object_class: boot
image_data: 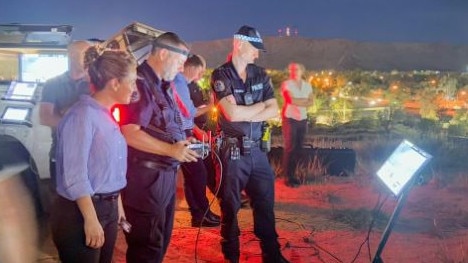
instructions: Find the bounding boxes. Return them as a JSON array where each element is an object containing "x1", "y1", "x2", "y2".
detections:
[
  {"x1": 224, "y1": 257, "x2": 239, "y2": 263},
  {"x1": 262, "y1": 251, "x2": 290, "y2": 263}
]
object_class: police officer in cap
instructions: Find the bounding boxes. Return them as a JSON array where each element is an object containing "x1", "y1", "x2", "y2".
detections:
[
  {"x1": 211, "y1": 25, "x2": 290, "y2": 263},
  {"x1": 120, "y1": 32, "x2": 199, "y2": 263}
]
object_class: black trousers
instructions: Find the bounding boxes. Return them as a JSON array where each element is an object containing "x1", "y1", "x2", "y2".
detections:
[
  {"x1": 51, "y1": 196, "x2": 118, "y2": 263},
  {"x1": 218, "y1": 145, "x2": 280, "y2": 260},
  {"x1": 281, "y1": 117, "x2": 308, "y2": 181},
  {"x1": 203, "y1": 152, "x2": 219, "y2": 195},
  {"x1": 49, "y1": 158, "x2": 57, "y2": 193},
  {"x1": 122, "y1": 163, "x2": 177, "y2": 263},
  {"x1": 180, "y1": 157, "x2": 211, "y2": 220}
]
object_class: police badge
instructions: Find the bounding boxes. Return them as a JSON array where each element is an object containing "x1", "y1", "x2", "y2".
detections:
[
  {"x1": 214, "y1": 80, "x2": 225, "y2": 92},
  {"x1": 244, "y1": 92, "x2": 254, "y2": 105}
]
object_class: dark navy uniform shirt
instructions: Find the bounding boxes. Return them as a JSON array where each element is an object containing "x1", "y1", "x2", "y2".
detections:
[
  {"x1": 188, "y1": 82, "x2": 209, "y2": 129},
  {"x1": 211, "y1": 61, "x2": 275, "y2": 141},
  {"x1": 122, "y1": 61, "x2": 185, "y2": 166}
]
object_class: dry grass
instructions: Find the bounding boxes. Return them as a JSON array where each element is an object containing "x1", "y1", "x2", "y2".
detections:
[
  {"x1": 267, "y1": 134, "x2": 468, "y2": 262},
  {"x1": 296, "y1": 155, "x2": 328, "y2": 184}
]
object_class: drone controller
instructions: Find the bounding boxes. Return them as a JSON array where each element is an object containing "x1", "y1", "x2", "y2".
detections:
[{"x1": 187, "y1": 142, "x2": 210, "y2": 159}]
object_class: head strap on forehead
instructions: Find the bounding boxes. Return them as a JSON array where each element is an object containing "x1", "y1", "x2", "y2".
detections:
[
  {"x1": 233, "y1": 34, "x2": 263, "y2": 43},
  {"x1": 153, "y1": 42, "x2": 191, "y2": 57}
]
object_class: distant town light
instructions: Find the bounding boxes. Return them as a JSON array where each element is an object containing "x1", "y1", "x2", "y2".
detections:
[{"x1": 277, "y1": 26, "x2": 298, "y2": 37}]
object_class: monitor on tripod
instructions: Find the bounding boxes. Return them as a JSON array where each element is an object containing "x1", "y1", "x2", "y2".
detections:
[{"x1": 376, "y1": 140, "x2": 432, "y2": 196}]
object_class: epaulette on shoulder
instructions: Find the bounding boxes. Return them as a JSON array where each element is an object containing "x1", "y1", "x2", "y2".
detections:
[
  {"x1": 213, "y1": 63, "x2": 231, "y2": 77},
  {"x1": 216, "y1": 62, "x2": 231, "y2": 72}
]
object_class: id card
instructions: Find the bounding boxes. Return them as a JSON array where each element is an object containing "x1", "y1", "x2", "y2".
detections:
[{"x1": 244, "y1": 93, "x2": 253, "y2": 105}]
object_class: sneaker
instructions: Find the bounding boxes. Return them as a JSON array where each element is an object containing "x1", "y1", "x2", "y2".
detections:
[
  {"x1": 206, "y1": 210, "x2": 221, "y2": 222},
  {"x1": 191, "y1": 217, "x2": 220, "y2": 227}
]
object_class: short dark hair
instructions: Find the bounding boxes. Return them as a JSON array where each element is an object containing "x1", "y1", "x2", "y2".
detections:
[
  {"x1": 151, "y1": 32, "x2": 189, "y2": 54},
  {"x1": 184, "y1": 54, "x2": 205, "y2": 68}
]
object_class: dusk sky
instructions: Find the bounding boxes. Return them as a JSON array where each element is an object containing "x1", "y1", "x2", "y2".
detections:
[{"x1": 2, "y1": 0, "x2": 468, "y2": 45}]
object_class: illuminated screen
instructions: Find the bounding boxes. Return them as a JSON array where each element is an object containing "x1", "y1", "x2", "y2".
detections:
[
  {"x1": 3, "y1": 81, "x2": 38, "y2": 101},
  {"x1": 376, "y1": 140, "x2": 432, "y2": 196},
  {"x1": 1, "y1": 107, "x2": 30, "y2": 121},
  {"x1": 21, "y1": 53, "x2": 68, "y2": 82}
]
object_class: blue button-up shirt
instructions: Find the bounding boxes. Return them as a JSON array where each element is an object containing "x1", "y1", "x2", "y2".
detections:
[
  {"x1": 173, "y1": 73, "x2": 197, "y2": 131},
  {"x1": 55, "y1": 95, "x2": 127, "y2": 201}
]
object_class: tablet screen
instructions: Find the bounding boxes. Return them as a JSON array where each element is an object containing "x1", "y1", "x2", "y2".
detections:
[{"x1": 376, "y1": 140, "x2": 432, "y2": 196}]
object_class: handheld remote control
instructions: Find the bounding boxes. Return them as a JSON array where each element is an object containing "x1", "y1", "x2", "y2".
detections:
[{"x1": 187, "y1": 142, "x2": 210, "y2": 158}]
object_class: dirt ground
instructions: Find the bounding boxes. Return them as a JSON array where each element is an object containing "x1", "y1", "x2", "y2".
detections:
[{"x1": 39, "y1": 174, "x2": 468, "y2": 263}]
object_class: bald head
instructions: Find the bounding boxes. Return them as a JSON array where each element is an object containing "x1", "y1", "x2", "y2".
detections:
[{"x1": 67, "y1": 40, "x2": 92, "y2": 79}]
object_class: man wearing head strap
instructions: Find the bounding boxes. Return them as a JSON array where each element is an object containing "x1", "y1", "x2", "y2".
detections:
[{"x1": 119, "y1": 32, "x2": 198, "y2": 263}]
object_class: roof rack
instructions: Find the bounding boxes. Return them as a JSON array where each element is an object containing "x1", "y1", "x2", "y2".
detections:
[
  {"x1": 101, "y1": 22, "x2": 165, "y2": 64},
  {"x1": 0, "y1": 23, "x2": 72, "y2": 48}
]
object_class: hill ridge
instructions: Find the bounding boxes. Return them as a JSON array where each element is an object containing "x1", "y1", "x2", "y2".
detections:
[{"x1": 190, "y1": 36, "x2": 468, "y2": 71}]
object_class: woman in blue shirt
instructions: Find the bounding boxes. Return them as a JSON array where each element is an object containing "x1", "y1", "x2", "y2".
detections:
[{"x1": 51, "y1": 47, "x2": 137, "y2": 263}]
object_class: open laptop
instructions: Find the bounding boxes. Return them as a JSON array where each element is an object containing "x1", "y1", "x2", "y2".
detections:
[
  {"x1": 376, "y1": 140, "x2": 432, "y2": 196},
  {"x1": 2, "y1": 81, "x2": 38, "y2": 102},
  {"x1": 0, "y1": 106, "x2": 32, "y2": 127}
]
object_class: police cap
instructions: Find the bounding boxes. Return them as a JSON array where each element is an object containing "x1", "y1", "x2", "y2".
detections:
[{"x1": 233, "y1": 25, "x2": 265, "y2": 51}]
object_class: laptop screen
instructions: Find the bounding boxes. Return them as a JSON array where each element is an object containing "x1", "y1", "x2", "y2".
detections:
[
  {"x1": 376, "y1": 140, "x2": 432, "y2": 196},
  {"x1": 0, "y1": 106, "x2": 32, "y2": 127},
  {"x1": 3, "y1": 107, "x2": 29, "y2": 121},
  {"x1": 2, "y1": 81, "x2": 38, "y2": 102}
]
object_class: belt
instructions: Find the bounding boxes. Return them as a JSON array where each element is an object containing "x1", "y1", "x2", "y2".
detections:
[
  {"x1": 224, "y1": 137, "x2": 238, "y2": 144},
  {"x1": 249, "y1": 140, "x2": 261, "y2": 147},
  {"x1": 222, "y1": 137, "x2": 260, "y2": 147},
  {"x1": 92, "y1": 191, "x2": 120, "y2": 201},
  {"x1": 133, "y1": 158, "x2": 176, "y2": 170}
]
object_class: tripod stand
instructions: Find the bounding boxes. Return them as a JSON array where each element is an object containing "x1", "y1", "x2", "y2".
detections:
[{"x1": 371, "y1": 178, "x2": 414, "y2": 263}]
